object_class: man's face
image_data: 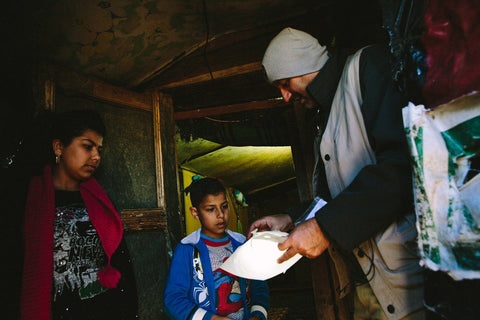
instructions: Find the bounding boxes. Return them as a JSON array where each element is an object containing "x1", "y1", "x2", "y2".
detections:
[{"x1": 275, "y1": 72, "x2": 318, "y2": 109}]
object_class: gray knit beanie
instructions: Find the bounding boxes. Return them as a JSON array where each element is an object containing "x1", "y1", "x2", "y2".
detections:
[{"x1": 262, "y1": 27, "x2": 329, "y2": 83}]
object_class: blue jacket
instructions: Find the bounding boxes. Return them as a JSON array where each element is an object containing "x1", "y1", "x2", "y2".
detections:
[{"x1": 163, "y1": 229, "x2": 269, "y2": 320}]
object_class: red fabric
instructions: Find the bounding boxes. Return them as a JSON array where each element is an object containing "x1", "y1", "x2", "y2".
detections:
[
  {"x1": 21, "y1": 166, "x2": 55, "y2": 320},
  {"x1": 21, "y1": 166, "x2": 123, "y2": 320},
  {"x1": 422, "y1": 0, "x2": 480, "y2": 107},
  {"x1": 79, "y1": 176, "x2": 123, "y2": 288}
]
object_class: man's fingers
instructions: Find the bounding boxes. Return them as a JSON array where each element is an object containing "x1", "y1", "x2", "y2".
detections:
[
  {"x1": 278, "y1": 237, "x2": 290, "y2": 251},
  {"x1": 277, "y1": 246, "x2": 297, "y2": 264},
  {"x1": 277, "y1": 237, "x2": 296, "y2": 263}
]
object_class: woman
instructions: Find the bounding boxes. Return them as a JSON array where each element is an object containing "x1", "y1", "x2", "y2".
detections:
[{"x1": 9, "y1": 110, "x2": 138, "y2": 319}]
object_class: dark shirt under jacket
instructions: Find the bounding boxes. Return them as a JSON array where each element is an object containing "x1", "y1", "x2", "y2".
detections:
[{"x1": 289, "y1": 45, "x2": 413, "y2": 253}]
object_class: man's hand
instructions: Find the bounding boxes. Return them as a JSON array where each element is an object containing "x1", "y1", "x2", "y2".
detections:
[
  {"x1": 277, "y1": 218, "x2": 330, "y2": 263},
  {"x1": 247, "y1": 214, "x2": 294, "y2": 239}
]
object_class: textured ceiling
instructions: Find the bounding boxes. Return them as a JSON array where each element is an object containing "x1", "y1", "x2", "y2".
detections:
[
  {"x1": 32, "y1": 0, "x2": 324, "y2": 88},
  {"x1": 5, "y1": 0, "x2": 385, "y2": 195}
]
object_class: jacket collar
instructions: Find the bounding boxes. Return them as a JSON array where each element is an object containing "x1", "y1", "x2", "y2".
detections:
[
  {"x1": 181, "y1": 228, "x2": 246, "y2": 246},
  {"x1": 307, "y1": 48, "x2": 348, "y2": 113}
]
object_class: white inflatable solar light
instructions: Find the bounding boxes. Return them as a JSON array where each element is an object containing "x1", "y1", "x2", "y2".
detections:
[{"x1": 220, "y1": 229, "x2": 302, "y2": 280}]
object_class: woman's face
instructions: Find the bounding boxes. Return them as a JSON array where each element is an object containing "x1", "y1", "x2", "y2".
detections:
[{"x1": 53, "y1": 129, "x2": 103, "y2": 190}]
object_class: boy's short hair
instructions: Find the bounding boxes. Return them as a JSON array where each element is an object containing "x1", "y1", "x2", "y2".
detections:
[{"x1": 185, "y1": 177, "x2": 226, "y2": 208}]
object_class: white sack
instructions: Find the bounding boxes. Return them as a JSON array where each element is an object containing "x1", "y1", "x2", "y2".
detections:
[
  {"x1": 402, "y1": 92, "x2": 480, "y2": 280},
  {"x1": 220, "y1": 230, "x2": 302, "y2": 280}
]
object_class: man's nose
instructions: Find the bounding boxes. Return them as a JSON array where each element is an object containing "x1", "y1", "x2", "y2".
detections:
[{"x1": 280, "y1": 87, "x2": 292, "y2": 103}]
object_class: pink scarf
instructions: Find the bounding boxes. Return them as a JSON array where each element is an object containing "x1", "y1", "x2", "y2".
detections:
[{"x1": 20, "y1": 165, "x2": 123, "y2": 320}]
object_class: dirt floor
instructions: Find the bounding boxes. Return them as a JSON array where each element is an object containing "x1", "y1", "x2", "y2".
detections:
[
  {"x1": 267, "y1": 259, "x2": 316, "y2": 320},
  {"x1": 268, "y1": 286, "x2": 316, "y2": 320}
]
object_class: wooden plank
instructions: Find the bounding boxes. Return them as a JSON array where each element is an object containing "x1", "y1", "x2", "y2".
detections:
[
  {"x1": 41, "y1": 64, "x2": 152, "y2": 112},
  {"x1": 174, "y1": 99, "x2": 287, "y2": 120},
  {"x1": 120, "y1": 208, "x2": 167, "y2": 232},
  {"x1": 288, "y1": 105, "x2": 349, "y2": 319},
  {"x1": 44, "y1": 80, "x2": 56, "y2": 111},
  {"x1": 287, "y1": 105, "x2": 314, "y2": 201},
  {"x1": 311, "y1": 256, "x2": 337, "y2": 320},
  {"x1": 157, "y1": 61, "x2": 262, "y2": 89},
  {"x1": 91, "y1": 81, "x2": 152, "y2": 112},
  {"x1": 157, "y1": 91, "x2": 184, "y2": 246},
  {"x1": 152, "y1": 91, "x2": 166, "y2": 209}
]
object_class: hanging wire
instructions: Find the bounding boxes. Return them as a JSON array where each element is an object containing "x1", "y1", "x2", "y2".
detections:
[
  {"x1": 201, "y1": 0, "x2": 214, "y2": 81},
  {"x1": 204, "y1": 117, "x2": 243, "y2": 123}
]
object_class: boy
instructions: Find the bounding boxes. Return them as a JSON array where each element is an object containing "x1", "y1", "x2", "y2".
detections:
[{"x1": 163, "y1": 177, "x2": 269, "y2": 320}]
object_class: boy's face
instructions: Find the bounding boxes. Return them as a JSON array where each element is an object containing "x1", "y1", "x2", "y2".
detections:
[{"x1": 191, "y1": 192, "x2": 230, "y2": 239}]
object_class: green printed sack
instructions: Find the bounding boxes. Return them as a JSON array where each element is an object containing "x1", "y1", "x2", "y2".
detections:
[{"x1": 403, "y1": 93, "x2": 480, "y2": 280}]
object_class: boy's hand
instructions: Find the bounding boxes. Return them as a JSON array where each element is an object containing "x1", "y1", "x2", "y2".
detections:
[{"x1": 248, "y1": 214, "x2": 293, "y2": 238}]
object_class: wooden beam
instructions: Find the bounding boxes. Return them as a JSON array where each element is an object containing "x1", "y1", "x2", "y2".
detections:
[
  {"x1": 247, "y1": 177, "x2": 297, "y2": 195},
  {"x1": 157, "y1": 91, "x2": 185, "y2": 246},
  {"x1": 289, "y1": 104, "x2": 351, "y2": 320},
  {"x1": 157, "y1": 61, "x2": 262, "y2": 89},
  {"x1": 44, "y1": 80, "x2": 56, "y2": 111},
  {"x1": 174, "y1": 99, "x2": 287, "y2": 120},
  {"x1": 120, "y1": 208, "x2": 167, "y2": 232},
  {"x1": 40, "y1": 64, "x2": 152, "y2": 112},
  {"x1": 152, "y1": 91, "x2": 166, "y2": 209},
  {"x1": 291, "y1": 104, "x2": 315, "y2": 200}
]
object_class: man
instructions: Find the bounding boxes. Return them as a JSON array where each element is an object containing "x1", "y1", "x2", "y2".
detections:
[{"x1": 249, "y1": 27, "x2": 424, "y2": 320}]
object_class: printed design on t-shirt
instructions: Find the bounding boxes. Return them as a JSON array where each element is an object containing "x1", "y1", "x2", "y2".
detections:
[
  {"x1": 53, "y1": 205, "x2": 107, "y2": 300},
  {"x1": 214, "y1": 269, "x2": 243, "y2": 319},
  {"x1": 211, "y1": 246, "x2": 244, "y2": 320}
]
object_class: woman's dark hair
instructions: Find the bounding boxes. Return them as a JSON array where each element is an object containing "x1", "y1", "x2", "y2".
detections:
[
  {"x1": 184, "y1": 177, "x2": 226, "y2": 208},
  {"x1": 10, "y1": 109, "x2": 106, "y2": 175},
  {"x1": 51, "y1": 109, "x2": 106, "y2": 146}
]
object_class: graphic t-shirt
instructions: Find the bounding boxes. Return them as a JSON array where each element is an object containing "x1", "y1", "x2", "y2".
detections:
[
  {"x1": 201, "y1": 233, "x2": 249, "y2": 320},
  {"x1": 52, "y1": 190, "x2": 108, "y2": 318}
]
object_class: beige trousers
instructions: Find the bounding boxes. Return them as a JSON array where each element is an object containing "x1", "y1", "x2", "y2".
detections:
[{"x1": 353, "y1": 282, "x2": 425, "y2": 320}]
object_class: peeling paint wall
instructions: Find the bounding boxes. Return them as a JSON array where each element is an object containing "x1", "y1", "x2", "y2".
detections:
[{"x1": 33, "y1": 0, "x2": 317, "y2": 86}]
